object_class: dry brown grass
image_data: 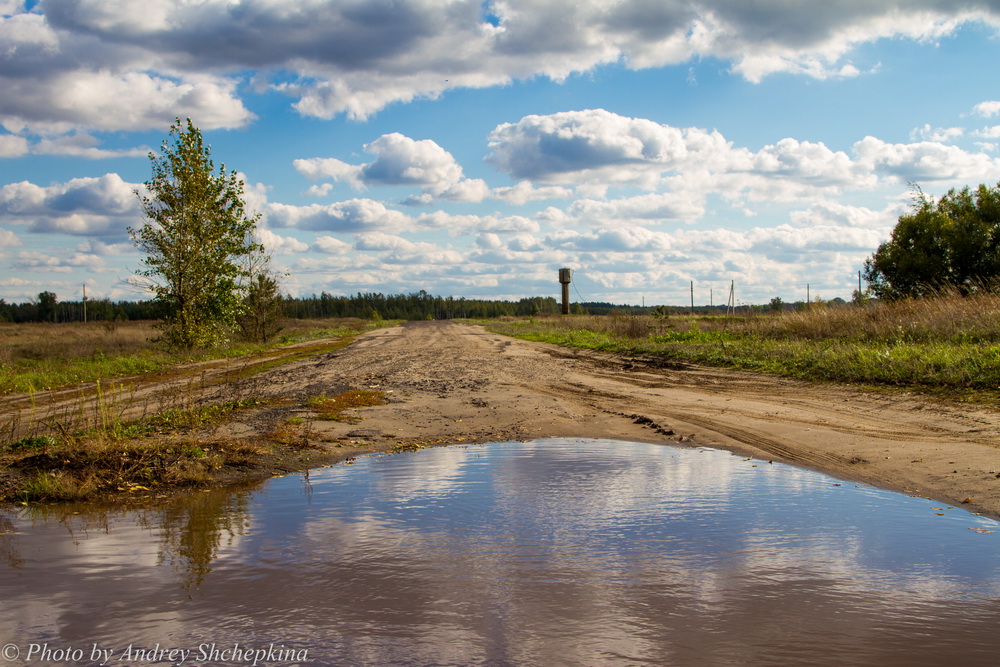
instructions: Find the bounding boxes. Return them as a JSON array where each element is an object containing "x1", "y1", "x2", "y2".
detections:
[
  {"x1": 739, "y1": 292, "x2": 1000, "y2": 343},
  {"x1": 0, "y1": 320, "x2": 159, "y2": 365},
  {"x1": 490, "y1": 292, "x2": 1000, "y2": 395},
  {"x1": 537, "y1": 291, "x2": 1000, "y2": 345},
  {"x1": 5, "y1": 435, "x2": 278, "y2": 502}
]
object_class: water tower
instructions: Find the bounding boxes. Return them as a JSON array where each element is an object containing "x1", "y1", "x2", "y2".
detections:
[{"x1": 558, "y1": 268, "x2": 572, "y2": 315}]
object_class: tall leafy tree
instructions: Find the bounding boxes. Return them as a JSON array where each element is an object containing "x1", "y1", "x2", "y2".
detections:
[
  {"x1": 864, "y1": 183, "x2": 1000, "y2": 299},
  {"x1": 129, "y1": 118, "x2": 262, "y2": 349},
  {"x1": 36, "y1": 291, "x2": 57, "y2": 322}
]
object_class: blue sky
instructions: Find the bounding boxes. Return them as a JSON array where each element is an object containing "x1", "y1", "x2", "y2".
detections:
[{"x1": 3, "y1": 1, "x2": 1000, "y2": 307}]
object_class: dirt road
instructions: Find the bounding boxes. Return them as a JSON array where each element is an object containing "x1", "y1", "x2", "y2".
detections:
[
  {"x1": 7, "y1": 320, "x2": 1000, "y2": 516},
  {"x1": 215, "y1": 320, "x2": 1000, "y2": 519}
]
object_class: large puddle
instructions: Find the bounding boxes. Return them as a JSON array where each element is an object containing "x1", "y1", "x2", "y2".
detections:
[{"x1": 4, "y1": 438, "x2": 1000, "y2": 665}]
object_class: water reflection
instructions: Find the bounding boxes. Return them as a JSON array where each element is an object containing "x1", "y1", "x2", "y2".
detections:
[
  {"x1": 4, "y1": 439, "x2": 1000, "y2": 665},
  {"x1": 156, "y1": 486, "x2": 253, "y2": 589}
]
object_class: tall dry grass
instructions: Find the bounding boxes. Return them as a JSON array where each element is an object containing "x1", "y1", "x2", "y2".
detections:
[
  {"x1": 0, "y1": 320, "x2": 159, "y2": 365},
  {"x1": 487, "y1": 292, "x2": 1000, "y2": 395},
  {"x1": 528, "y1": 292, "x2": 1000, "y2": 345},
  {"x1": 733, "y1": 293, "x2": 1000, "y2": 344}
]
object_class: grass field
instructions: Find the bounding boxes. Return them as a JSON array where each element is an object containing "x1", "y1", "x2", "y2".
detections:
[
  {"x1": 0, "y1": 317, "x2": 387, "y2": 395},
  {"x1": 486, "y1": 292, "x2": 1000, "y2": 398},
  {"x1": 0, "y1": 317, "x2": 394, "y2": 502},
  {"x1": 3, "y1": 299, "x2": 998, "y2": 503}
]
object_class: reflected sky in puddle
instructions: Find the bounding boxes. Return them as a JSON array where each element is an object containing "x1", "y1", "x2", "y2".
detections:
[{"x1": 4, "y1": 438, "x2": 1000, "y2": 666}]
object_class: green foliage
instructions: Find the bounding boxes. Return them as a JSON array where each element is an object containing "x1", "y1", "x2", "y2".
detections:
[
  {"x1": 864, "y1": 183, "x2": 1000, "y2": 299},
  {"x1": 7, "y1": 435, "x2": 58, "y2": 452},
  {"x1": 37, "y1": 291, "x2": 57, "y2": 322},
  {"x1": 129, "y1": 118, "x2": 263, "y2": 349},
  {"x1": 236, "y1": 271, "x2": 285, "y2": 343}
]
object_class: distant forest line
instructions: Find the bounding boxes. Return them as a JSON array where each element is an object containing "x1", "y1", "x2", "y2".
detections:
[{"x1": 0, "y1": 290, "x2": 798, "y2": 324}]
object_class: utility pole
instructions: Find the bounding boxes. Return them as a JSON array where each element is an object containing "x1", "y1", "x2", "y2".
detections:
[{"x1": 82, "y1": 283, "x2": 87, "y2": 323}]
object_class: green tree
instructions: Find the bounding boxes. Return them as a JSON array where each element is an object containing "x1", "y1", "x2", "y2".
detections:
[
  {"x1": 37, "y1": 291, "x2": 57, "y2": 322},
  {"x1": 864, "y1": 183, "x2": 1000, "y2": 299},
  {"x1": 129, "y1": 118, "x2": 262, "y2": 349},
  {"x1": 236, "y1": 269, "x2": 285, "y2": 343}
]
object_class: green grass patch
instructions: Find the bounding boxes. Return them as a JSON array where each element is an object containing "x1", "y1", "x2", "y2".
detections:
[
  {"x1": 485, "y1": 300, "x2": 1000, "y2": 398},
  {"x1": 2, "y1": 352, "x2": 177, "y2": 395},
  {"x1": 306, "y1": 390, "x2": 388, "y2": 422},
  {"x1": 0, "y1": 318, "x2": 398, "y2": 396}
]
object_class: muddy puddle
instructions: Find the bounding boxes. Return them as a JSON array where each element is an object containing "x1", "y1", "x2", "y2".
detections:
[{"x1": 4, "y1": 438, "x2": 1000, "y2": 665}]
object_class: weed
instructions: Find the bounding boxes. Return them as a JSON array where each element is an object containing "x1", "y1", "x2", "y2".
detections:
[
  {"x1": 265, "y1": 418, "x2": 318, "y2": 449},
  {"x1": 6, "y1": 435, "x2": 58, "y2": 452},
  {"x1": 19, "y1": 471, "x2": 90, "y2": 502},
  {"x1": 306, "y1": 390, "x2": 387, "y2": 422}
]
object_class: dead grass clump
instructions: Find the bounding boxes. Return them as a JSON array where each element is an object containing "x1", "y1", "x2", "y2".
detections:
[
  {"x1": 265, "y1": 417, "x2": 318, "y2": 449},
  {"x1": 210, "y1": 439, "x2": 271, "y2": 466},
  {"x1": 608, "y1": 311, "x2": 657, "y2": 339}
]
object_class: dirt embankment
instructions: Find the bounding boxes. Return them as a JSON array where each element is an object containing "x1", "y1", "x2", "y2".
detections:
[{"x1": 7, "y1": 320, "x2": 1000, "y2": 517}]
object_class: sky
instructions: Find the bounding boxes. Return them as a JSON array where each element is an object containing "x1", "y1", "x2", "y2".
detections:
[{"x1": 3, "y1": 1, "x2": 1000, "y2": 308}]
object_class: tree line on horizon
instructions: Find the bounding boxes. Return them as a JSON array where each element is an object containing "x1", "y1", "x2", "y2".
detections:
[
  {"x1": 0, "y1": 291, "x2": 573, "y2": 323},
  {"x1": 0, "y1": 289, "x2": 853, "y2": 325},
  {"x1": 0, "y1": 291, "x2": 597, "y2": 323}
]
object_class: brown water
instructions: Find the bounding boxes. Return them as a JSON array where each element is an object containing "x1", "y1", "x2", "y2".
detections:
[{"x1": 4, "y1": 438, "x2": 1000, "y2": 666}]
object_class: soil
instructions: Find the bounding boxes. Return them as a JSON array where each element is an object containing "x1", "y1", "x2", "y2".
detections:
[{"x1": 7, "y1": 320, "x2": 1000, "y2": 518}]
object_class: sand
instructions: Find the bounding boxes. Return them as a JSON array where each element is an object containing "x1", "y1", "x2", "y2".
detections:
[{"x1": 230, "y1": 320, "x2": 1000, "y2": 519}]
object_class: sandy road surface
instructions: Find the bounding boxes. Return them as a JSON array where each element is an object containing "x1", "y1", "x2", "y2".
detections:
[
  {"x1": 6, "y1": 320, "x2": 1000, "y2": 517},
  {"x1": 225, "y1": 320, "x2": 1000, "y2": 519}
]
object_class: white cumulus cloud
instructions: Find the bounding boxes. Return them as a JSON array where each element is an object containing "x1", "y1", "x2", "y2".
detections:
[
  {"x1": 973, "y1": 100, "x2": 1000, "y2": 118},
  {"x1": 257, "y1": 228, "x2": 309, "y2": 255},
  {"x1": 296, "y1": 133, "x2": 487, "y2": 203},
  {"x1": 0, "y1": 173, "x2": 141, "y2": 237},
  {"x1": 263, "y1": 199, "x2": 412, "y2": 232}
]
